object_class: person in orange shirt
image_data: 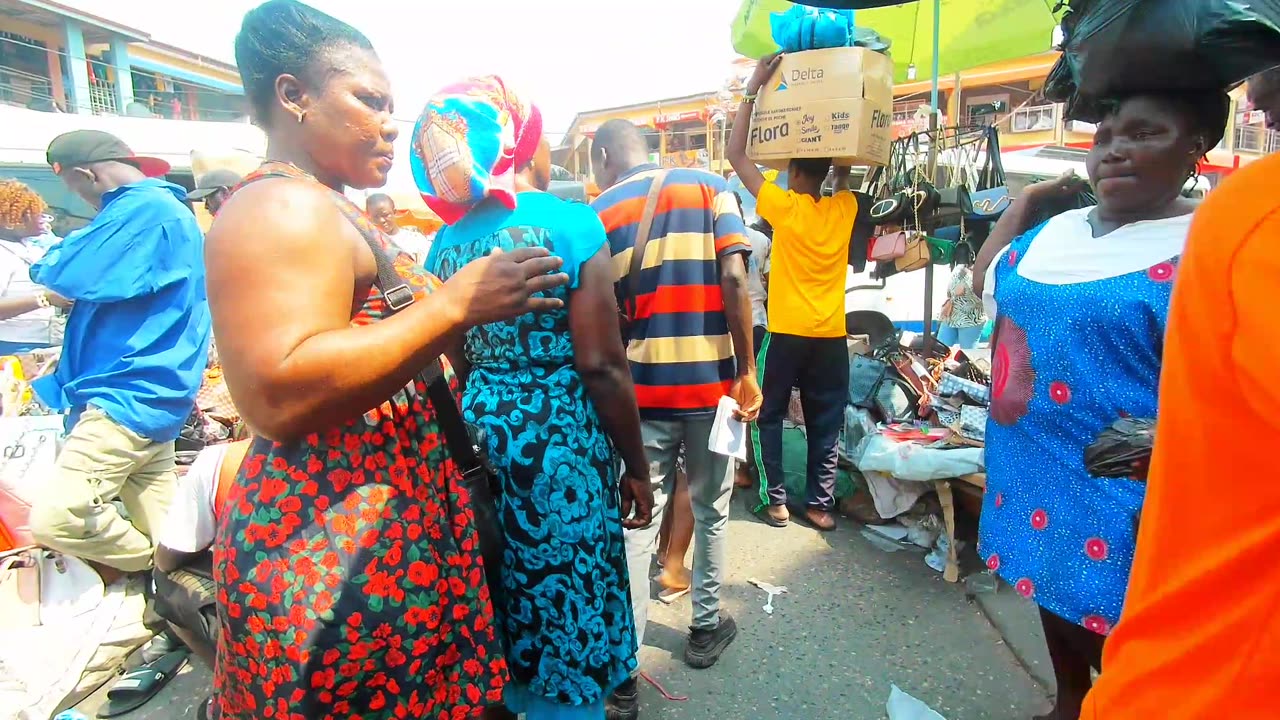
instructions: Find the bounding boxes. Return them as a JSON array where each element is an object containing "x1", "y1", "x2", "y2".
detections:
[{"x1": 1080, "y1": 141, "x2": 1280, "y2": 718}]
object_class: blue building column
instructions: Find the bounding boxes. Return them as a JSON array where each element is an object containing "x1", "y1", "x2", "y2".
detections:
[
  {"x1": 61, "y1": 20, "x2": 92, "y2": 114},
  {"x1": 108, "y1": 36, "x2": 134, "y2": 113}
]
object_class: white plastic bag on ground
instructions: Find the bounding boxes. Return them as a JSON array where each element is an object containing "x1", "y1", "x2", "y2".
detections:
[{"x1": 887, "y1": 685, "x2": 947, "y2": 720}]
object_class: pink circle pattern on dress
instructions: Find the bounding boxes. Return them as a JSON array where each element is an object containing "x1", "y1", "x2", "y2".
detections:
[
  {"x1": 1085, "y1": 537, "x2": 1109, "y2": 562},
  {"x1": 1049, "y1": 381, "x2": 1072, "y2": 405},
  {"x1": 1008, "y1": 249, "x2": 1019, "y2": 266},
  {"x1": 1082, "y1": 615, "x2": 1112, "y2": 635},
  {"x1": 1030, "y1": 509, "x2": 1049, "y2": 531},
  {"x1": 1147, "y1": 261, "x2": 1176, "y2": 283},
  {"x1": 995, "y1": 492, "x2": 1004, "y2": 508},
  {"x1": 1015, "y1": 578, "x2": 1035, "y2": 598},
  {"x1": 986, "y1": 554, "x2": 1001, "y2": 571}
]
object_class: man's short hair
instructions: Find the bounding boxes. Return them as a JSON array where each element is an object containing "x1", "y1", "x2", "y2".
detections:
[
  {"x1": 789, "y1": 157, "x2": 832, "y2": 181},
  {"x1": 591, "y1": 119, "x2": 648, "y2": 160}
]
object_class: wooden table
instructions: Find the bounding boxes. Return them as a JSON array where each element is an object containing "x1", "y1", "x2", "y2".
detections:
[{"x1": 935, "y1": 473, "x2": 986, "y2": 582}]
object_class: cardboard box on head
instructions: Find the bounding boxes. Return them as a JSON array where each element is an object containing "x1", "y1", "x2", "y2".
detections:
[{"x1": 747, "y1": 47, "x2": 895, "y2": 170}]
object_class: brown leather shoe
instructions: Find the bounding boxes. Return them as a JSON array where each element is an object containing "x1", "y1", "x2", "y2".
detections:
[
  {"x1": 803, "y1": 508, "x2": 837, "y2": 532},
  {"x1": 756, "y1": 504, "x2": 789, "y2": 527}
]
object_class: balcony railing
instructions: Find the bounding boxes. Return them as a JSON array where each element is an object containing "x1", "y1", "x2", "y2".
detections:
[{"x1": 1233, "y1": 124, "x2": 1280, "y2": 154}]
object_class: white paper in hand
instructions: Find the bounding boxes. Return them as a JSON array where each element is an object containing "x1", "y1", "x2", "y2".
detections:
[{"x1": 709, "y1": 396, "x2": 748, "y2": 461}]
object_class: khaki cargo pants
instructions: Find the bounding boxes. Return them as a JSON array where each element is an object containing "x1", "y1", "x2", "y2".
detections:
[{"x1": 30, "y1": 407, "x2": 177, "y2": 572}]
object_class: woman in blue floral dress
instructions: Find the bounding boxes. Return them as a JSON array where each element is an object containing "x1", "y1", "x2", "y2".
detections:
[
  {"x1": 972, "y1": 91, "x2": 1229, "y2": 720},
  {"x1": 412, "y1": 76, "x2": 653, "y2": 720}
]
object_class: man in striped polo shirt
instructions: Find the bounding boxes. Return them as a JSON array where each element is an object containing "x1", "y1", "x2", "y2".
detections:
[{"x1": 591, "y1": 119, "x2": 761, "y2": 720}]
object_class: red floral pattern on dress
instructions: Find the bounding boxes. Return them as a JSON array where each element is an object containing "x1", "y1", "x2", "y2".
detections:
[
  {"x1": 212, "y1": 164, "x2": 506, "y2": 720},
  {"x1": 1049, "y1": 381, "x2": 1072, "y2": 405},
  {"x1": 1082, "y1": 615, "x2": 1112, "y2": 636},
  {"x1": 1085, "y1": 537, "x2": 1109, "y2": 562},
  {"x1": 1147, "y1": 261, "x2": 1176, "y2": 283},
  {"x1": 1030, "y1": 509, "x2": 1049, "y2": 531},
  {"x1": 1015, "y1": 578, "x2": 1036, "y2": 599},
  {"x1": 991, "y1": 315, "x2": 1036, "y2": 426}
]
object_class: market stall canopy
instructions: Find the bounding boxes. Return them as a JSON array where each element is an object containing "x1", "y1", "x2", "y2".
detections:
[{"x1": 738, "y1": 0, "x2": 1066, "y2": 84}]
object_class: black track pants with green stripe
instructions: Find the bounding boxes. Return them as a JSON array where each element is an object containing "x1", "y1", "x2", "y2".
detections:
[{"x1": 751, "y1": 332, "x2": 850, "y2": 512}]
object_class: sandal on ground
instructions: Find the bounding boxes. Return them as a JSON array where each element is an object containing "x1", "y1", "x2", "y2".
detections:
[{"x1": 97, "y1": 648, "x2": 190, "y2": 718}]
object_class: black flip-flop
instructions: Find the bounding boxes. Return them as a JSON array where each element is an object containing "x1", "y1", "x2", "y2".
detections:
[
  {"x1": 97, "y1": 648, "x2": 190, "y2": 718},
  {"x1": 198, "y1": 695, "x2": 215, "y2": 720}
]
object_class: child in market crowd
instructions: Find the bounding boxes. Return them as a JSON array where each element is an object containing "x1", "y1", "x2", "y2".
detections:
[
  {"x1": 152, "y1": 439, "x2": 250, "y2": 720},
  {"x1": 727, "y1": 53, "x2": 856, "y2": 533}
]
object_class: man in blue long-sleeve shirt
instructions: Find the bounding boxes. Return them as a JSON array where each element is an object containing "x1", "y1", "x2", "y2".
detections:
[{"x1": 29, "y1": 130, "x2": 211, "y2": 581}]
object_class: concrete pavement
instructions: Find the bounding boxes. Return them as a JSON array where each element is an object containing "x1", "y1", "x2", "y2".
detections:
[{"x1": 77, "y1": 488, "x2": 1050, "y2": 719}]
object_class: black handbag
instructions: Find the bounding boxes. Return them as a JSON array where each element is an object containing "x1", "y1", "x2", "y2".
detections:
[
  {"x1": 336, "y1": 200, "x2": 507, "y2": 598},
  {"x1": 849, "y1": 190, "x2": 876, "y2": 273},
  {"x1": 967, "y1": 126, "x2": 1010, "y2": 222}
]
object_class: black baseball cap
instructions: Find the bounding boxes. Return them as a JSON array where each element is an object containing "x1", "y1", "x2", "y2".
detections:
[
  {"x1": 46, "y1": 130, "x2": 171, "y2": 178},
  {"x1": 186, "y1": 168, "x2": 244, "y2": 201}
]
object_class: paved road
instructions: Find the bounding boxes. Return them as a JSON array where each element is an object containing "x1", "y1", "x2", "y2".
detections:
[{"x1": 79, "y1": 489, "x2": 1048, "y2": 720}]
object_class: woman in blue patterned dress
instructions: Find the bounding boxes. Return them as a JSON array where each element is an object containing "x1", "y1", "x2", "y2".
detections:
[
  {"x1": 411, "y1": 77, "x2": 653, "y2": 720},
  {"x1": 972, "y1": 91, "x2": 1229, "y2": 720}
]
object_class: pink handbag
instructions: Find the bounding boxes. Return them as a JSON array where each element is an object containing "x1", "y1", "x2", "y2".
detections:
[{"x1": 870, "y1": 231, "x2": 908, "y2": 261}]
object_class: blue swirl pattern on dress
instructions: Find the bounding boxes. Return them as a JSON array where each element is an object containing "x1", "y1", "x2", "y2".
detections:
[{"x1": 427, "y1": 193, "x2": 637, "y2": 706}]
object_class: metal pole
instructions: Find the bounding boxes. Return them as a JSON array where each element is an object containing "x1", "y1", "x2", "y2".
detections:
[{"x1": 921, "y1": 0, "x2": 942, "y2": 351}]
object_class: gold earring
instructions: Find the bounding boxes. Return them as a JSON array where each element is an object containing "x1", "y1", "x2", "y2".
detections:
[{"x1": 297, "y1": 111, "x2": 306, "y2": 124}]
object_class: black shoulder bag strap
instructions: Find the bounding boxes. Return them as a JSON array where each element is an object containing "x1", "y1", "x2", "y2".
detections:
[{"x1": 327, "y1": 199, "x2": 489, "y2": 480}]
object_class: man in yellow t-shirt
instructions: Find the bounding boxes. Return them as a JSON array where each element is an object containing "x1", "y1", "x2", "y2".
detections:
[{"x1": 727, "y1": 53, "x2": 856, "y2": 531}]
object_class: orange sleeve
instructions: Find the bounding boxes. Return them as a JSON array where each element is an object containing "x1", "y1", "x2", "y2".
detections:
[{"x1": 1230, "y1": 212, "x2": 1280, "y2": 429}]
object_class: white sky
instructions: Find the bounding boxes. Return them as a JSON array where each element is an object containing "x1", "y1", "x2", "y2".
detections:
[{"x1": 63, "y1": 0, "x2": 745, "y2": 139}]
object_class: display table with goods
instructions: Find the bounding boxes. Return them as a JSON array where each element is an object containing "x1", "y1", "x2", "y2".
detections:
[{"x1": 840, "y1": 315, "x2": 992, "y2": 582}]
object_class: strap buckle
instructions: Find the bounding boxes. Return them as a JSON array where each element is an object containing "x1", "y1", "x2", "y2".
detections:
[{"x1": 383, "y1": 283, "x2": 415, "y2": 311}]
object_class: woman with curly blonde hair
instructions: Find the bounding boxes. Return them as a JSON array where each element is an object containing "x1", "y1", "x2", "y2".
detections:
[{"x1": 0, "y1": 179, "x2": 70, "y2": 353}]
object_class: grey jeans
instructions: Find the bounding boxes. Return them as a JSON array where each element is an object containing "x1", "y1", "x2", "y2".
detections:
[{"x1": 625, "y1": 417, "x2": 734, "y2": 647}]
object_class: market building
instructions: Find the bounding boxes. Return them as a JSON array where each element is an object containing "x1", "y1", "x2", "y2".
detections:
[
  {"x1": 560, "y1": 50, "x2": 1278, "y2": 186},
  {"x1": 0, "y1": 0, "x2": 244, "y2": 121}
]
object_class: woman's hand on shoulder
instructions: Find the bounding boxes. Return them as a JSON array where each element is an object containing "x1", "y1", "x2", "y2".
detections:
[{"x1": 436, "y1": 247, "x2": 569, "y2": 327}]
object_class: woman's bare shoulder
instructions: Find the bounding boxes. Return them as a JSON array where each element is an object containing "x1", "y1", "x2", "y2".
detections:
[{"x1": 208, "y1": 177, "x2": 347, "y2": 255}]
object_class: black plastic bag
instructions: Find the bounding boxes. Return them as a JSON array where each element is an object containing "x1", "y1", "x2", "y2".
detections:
[
  {"x1": 1084, "y1": 417, "x2": 1156, "y2": 480},
  {"x1": 1046, "y1": 0, "x2": 1280, "y2": 121}
]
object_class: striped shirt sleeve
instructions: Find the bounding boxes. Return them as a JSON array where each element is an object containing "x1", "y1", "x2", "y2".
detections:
[{"x1": 711, "y1": 188, "x2": 749, "y2": 258}]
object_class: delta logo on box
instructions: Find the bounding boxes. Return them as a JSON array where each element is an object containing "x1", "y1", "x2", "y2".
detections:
[{"x1": 775, "y1": 79, "x2": 788, "y2": 92}]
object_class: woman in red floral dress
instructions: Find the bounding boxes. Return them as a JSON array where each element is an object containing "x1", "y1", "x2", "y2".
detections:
[{"x1": 204, "y1": 2, "x2": 570, "y2": 718}]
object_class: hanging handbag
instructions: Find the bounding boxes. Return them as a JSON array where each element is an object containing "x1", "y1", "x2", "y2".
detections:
[
  {"x1": 967, "y1": 126, "x2": 1010, "y2": 222},
  {"x1": 934, "y1": 185, "x2": 973, "y2": 223},
  {"x1": 619, "y1": 171, "x2": 669, "y2": 339},
  {"x1": 870, "y1": 231, "x2": 908, "y2": 261},
  {"x1": 894, "y1": 233, "x2": 932, "y2": 272},
  {"x1": 332, "y1": 199, "x2": 507, "y2": 597},
  {"x1": 849, "y1": 190, "x2": 876, "y2": 273}
]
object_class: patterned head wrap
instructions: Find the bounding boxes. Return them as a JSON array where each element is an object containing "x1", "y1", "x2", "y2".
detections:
[{"x1": 410, "y1": 75, "x2": 543, "y2": 225}]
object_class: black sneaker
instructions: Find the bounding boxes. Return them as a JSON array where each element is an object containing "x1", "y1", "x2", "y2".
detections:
[
  {"x1": 605, "y1": 677, "x2": 639, "y2": 720},
  {"x1": 684, "y1": 612, "x2": 738, "y2": 669}
]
